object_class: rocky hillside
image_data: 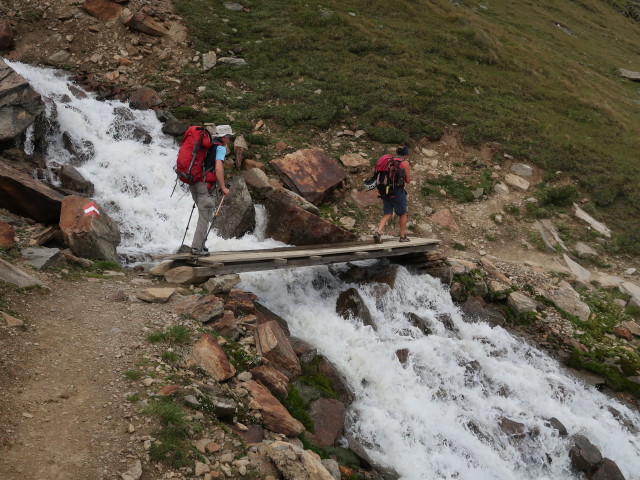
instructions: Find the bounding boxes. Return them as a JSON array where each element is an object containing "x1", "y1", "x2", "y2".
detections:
[{"x1": 1, "y1": 1, "x2": 640, "y2": 479}]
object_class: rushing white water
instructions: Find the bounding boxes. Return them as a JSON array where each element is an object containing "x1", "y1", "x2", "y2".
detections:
[{"x1": 10, "y1": 61, "x2": 640, "y2": 480}]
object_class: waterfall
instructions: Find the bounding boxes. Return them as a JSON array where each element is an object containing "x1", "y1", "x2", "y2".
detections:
[{"x1": 9, "y1": 61, "x2": 640, "y2": 480}]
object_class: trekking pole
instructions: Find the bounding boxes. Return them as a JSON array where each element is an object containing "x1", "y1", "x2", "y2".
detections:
[
  {"x1": 202, "y1": 194, "x2": 226, "y2": 247},
  {"x1": 180, "y1": 203, "x2": 196, "y2": 246}
]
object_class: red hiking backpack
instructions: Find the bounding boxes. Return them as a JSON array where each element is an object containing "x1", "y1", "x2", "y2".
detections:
[
  {"x1": 175, "y1": 126, "x2": 218, "y2": 185},
  {"x1": 373, "y1": 154, "x2": 405, "y2": 197}
]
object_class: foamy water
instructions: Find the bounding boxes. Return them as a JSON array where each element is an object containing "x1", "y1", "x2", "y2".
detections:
[{"x1": 10, "y1": 60, "x2": 640, "y2": 480}]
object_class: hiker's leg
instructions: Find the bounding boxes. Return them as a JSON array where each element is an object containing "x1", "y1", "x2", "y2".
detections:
[
  {"x1": 399, "y1": 214, "x2": 408, "y2": 238},
  {"x1": 190, "y1": 182, "x2": 215, "y2": 249},
  {"x1": 377, "y1": 213, "x2": 393, "y2": 234}
]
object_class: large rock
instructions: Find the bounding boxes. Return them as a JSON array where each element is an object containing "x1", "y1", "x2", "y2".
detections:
[
  {"x1": 430, "y1": 209, "x2": 460, "y2": 233},
  {"x1": 504, "y1": 173, "x2": 530, "y2": 191},
  {"x1": 336, "y1": 288, "x2": 377, "y2": 331},
  {"x1": 0, "y1": 59, "x2": 45, "y2": 142},
  {"x1": 82, "y1": 0, "x2": 123, "y2": 21},
  {"x1": 250, "y1": 365, "x2": 290, "y2": 400},
  {"x1": 563, "y1": 254, "x2": 591, "y2": 285},
  {"x1": 124, "y1": 12, "x2": 168, "y2": 37},
  {"x1": 261, "y1": 191, "x2": 357, "y2": 245},
  {"x1": 621, "y1": 282, "x2": 640, "y2": 307},
  {"x1": 21, "y1": 247, "x2": 64, "y2": 270},
  {"x1": 544, "y1": 281, "x2": 591, "y2": 321},
  {"x1": 245, "y1": 381, "x2": 305, "y2": 436},
  {"x1": 128, "y1": 87, "x2": 159, "y2": 110},
  {"x1": 0, "y1": 258, "x2": 47, "y2": 288},
  {"x1": 573, "y1": 203, "x2": 611, "y2": 238},
  {"x1": 58, "y1": 165, "x2": 95, "y2": 196},
  {"x1": 59, "y1": 196, "x2": 121, "y2": 263},
  {"x1": 460, "y1": 296, "x2": 506, "y2": 327},
  {"x1": 0, "y1": 219, "x2": 15, "y2": 248},
  {"x1": 242, "y1": 168, "x2": 272, "y2": 198},
  {"x1": 255, "y1": 320, "x2": 302, "y2": 378},
  {"x1": 190, "y1": 334, "x2": 236, "y2": 381},
  {"x1": 265, "y1": 441, "x2": 334, "y2": 480},
  {"x1": 270, "y1": 187, "x2": 320, "y2": 216},
  {"x1": 619, "y1": 68, "x2": 640, "y2": 82},
  {"x1": 172, "y1": 294, "x2": 224, "y2": 323},
  {"x1": 213, "y1": 176, "x2": 255, "y2": 239},
  {"x1": 270, "y1": 149, "x2": 345, "y2": 205},
  {"x1": 306, "y1": 398, "x2": 345, "y2": 447},
  {"x1": 0, "y1": 19, "x2": 12, "y2": 51},
  {"x1": 507, "y1": 291, "x2": 537, "y2": 314},
  {"x1": 591, "y1": 458, "x2": 627, "y2": 480},
  {"x1": 569, "y1": 435, "x2": 603, "y2": 473},
  {"x1": 0, "y1": 162, "x2": 64, "y2": 224}
]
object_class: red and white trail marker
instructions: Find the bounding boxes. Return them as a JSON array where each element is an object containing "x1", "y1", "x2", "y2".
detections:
[{"x1": 83, "y1": 201, "x2": 100, "y2": 217}]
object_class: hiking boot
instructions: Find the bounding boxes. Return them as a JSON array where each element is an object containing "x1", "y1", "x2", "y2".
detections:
[
  {"x1": 399, "y1": 236, "x2": 411, "y2": 243},
  {"x1": 190, "y1": 248, "x2": 207, "y2": 256},
  {"x1": 373, "y1": 232, "x2": 383, "y2": 244}
]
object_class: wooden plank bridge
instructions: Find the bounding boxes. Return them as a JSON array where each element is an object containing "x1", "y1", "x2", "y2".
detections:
[{"x1": 154, "y1": 237, "x2": 440, "y2": 284}]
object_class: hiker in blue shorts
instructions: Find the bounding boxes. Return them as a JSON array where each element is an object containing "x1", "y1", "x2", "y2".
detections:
[{"x1": 373, "y1": 145, "x2": 412, "y2": 243}]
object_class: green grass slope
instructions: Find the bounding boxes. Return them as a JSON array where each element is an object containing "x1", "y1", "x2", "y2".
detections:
[{"x1": 171, "y1": 0, "x2": 640, "y2": 251}]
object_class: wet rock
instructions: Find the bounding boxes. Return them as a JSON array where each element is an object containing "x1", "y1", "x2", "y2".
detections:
[
  {"x1": 62, "y1": 132, "x2": 95, "y2": 165},
  {"x1": 546, "y1": 417, "x2": 567, "y2": 436},
  {"x1": 460, "y1": 296, "x2": 506, "y2": 327},
  {"x1": 245, "y1": 381, "x2": 304, "y2": 436},
  {"x1": 270, "y1": 149, "x2": 345, "y2": 205},
  {"x1": 255, "y1": 320, "x2": 301, "y2": 378},
  {"x1": 591, "y1": 458, "x2": 627, "y2": 480},
  {"x1": 160, "y1": 114, "x2": 187, "y2": 136},
  {"x1": 59, "y1": 196, "x2": 121, "y2": 263},
  {"x1": 336, "y1": 288, "x2": 376, "y2": 331},
  {"x1": 172, "y1": 294, "x2": 224, "y2": 323},
  {"x1": 190, "y1": 333, "x2": 236, "y2": 381},
  {"x1": 59, "y1": 165, "x2": 95, "y2": 196},
  {"x1": 405, "y1": 311, "x2": 433, "y2": 336},
  {"x1": 569, "y1": 435, "x2": 603, "y2": 473},
  {"x1": 0, "y1": 162, "x2": 63, "y2": 224},
  {"x1": 307, "y1": 398, "x2": 345, "y2": 447},
  {"x1": 498, "y1": 417, "x2": 526, "y2": 439},
  {"x1": 214, "y1": 176, "x2": 255, "y2": 238}
]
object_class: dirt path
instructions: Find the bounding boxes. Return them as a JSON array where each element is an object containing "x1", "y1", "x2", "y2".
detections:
[{"x1": 0, "y1": 273, "x2": 172, "y2": 480}]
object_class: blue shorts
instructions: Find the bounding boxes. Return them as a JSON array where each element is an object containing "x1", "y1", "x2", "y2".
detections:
[{"x1": 382, "y1": 188, "x2": 407, "y2": 216}]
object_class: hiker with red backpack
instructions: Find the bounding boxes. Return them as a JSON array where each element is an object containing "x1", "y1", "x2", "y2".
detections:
[
  {"x1": 369, "y1": 145, "x2": 412, "y2": 244},
  {"x1": 175, "y1": 124, "x2": 234, "y2": 255}
]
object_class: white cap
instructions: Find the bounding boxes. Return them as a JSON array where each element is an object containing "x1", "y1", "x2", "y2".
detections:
[{"x1": 215, "y1": 125, "x2": 235, "y2": 137}]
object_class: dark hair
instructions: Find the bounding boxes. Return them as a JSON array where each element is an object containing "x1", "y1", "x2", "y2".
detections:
[{"x1": 396, "y1": 145, "x2": 409, "y2": 156}]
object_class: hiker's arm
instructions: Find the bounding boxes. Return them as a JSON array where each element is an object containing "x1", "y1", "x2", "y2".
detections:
[
  {"x1": 215, "y1": 159, "x2": 229, "y2": 196},
  {"x1": 403, "y1": 161, "x2": 411, "y2": 184}
]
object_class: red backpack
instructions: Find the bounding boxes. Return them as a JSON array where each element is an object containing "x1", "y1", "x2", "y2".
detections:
[
  {"x1": 373, "y1": 154, "x2": 405, "y2": 196},
  {"x1": 175, "y1": 126, "x2": 218, "y2": 185}
]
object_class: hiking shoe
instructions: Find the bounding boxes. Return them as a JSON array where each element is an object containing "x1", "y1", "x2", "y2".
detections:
[
  {"x1": 399, "y1": 236, "x2": 411, "y2": 243},
  {"x1": 373, "y1": 232, "x2": 383, "y2": 244},
  {"x1": 190, "y1": 248, "x2": 207, "y2": 256}
]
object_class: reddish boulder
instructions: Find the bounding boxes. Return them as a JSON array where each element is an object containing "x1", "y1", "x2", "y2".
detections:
[
  {"x1": 225, "y1": 289, "x2": 257, "y2": 315},
  {"x1": 190, "y1": 334, "x2": 236, "y2": 381},
  {"x1": 430, "y1": 209, "x2": 460, "y2": 233},
  {"x1": 128, "y1": 87, "x2": 159, "y2": 110},
  {"x1": 612, "y1": 327, "x2": 633, "y2": 341},
  {"x1": 209, "y1": 310, "x2": 240, "y2": 339},
  {"x1": 270, "y1": 149, "x2": 345, "y2": 205},
  {"x1": 261, "y1": 191, "x2": 357, "y2": 246},
  {"x1": 255, "y1": 321, "x2": 302, "y2": 378},
  {"x1": 233, "y1": 424, "x2": 264, "y2": 446},
  {"x1": 250, "y1": 365, "x2": 290, "y2": 400},
  {"x1": 0, "y1": 219, "x2": 15, "y2": 248},
  {"x1": 172, "y1": 294, "x2": 224, "y2": 323},
  {"x1": 0, "y1": 19, "x2": 12, "y2": 50},
  {"x1": 245, "y1": 380, "x2": 304, "y2": 436},
  {"x1": 124, "y1": 12, "x2": 168, "y2": 37},
  {"x1": 82, "y1": 0, "x2": 123, "y2": 21},
  {"x1": 59, "y1": 196, "x2": 121, "y2": 263},
  {"x1": 0, "y1": 162, "x2": 63, "y2": 224},
  {"x1": 307, "y1": 398, "x2": 345, "y2": 447}
]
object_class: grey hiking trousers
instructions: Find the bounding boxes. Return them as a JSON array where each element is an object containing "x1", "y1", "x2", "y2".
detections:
[{"x1": 189, "y1": 182, "x2": 216, "y2": 250}]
